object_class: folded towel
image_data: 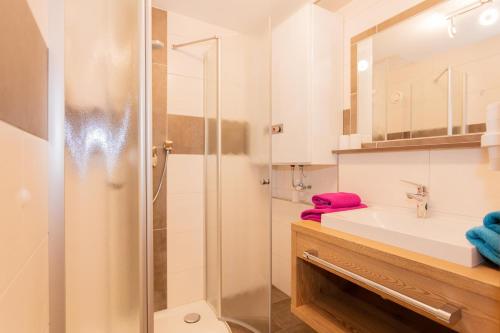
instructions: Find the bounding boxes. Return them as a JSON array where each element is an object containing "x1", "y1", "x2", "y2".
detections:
[
  {"x1": 484, "y1": 211, "x2": 500, "y2": 234},
  {"x1": 312, "y1": 192, "x2": 361, "y2": 209},
  {"x1": 301, "y1": 204, "x2": 367, "y2": 223},
  {"x1": 466, "y1": 226, "x2": 500, "y2": 266}
]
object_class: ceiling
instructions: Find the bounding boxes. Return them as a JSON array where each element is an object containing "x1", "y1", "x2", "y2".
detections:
[
  {"x1": 316, "y1": 0, "x2": 352, "y2": 12},
  {"x1": 153, "y1": 0, "x2": 314, "y2": 32}
]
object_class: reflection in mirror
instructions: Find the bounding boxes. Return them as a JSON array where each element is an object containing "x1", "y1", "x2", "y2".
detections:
[{"x1": 356, "y1": 0, "x2": 500, "y2": 142}]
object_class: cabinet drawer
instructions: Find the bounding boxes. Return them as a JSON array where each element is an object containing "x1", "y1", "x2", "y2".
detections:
[{"x1": 295, "y1": 232, "x2": 500, "y2": 333}]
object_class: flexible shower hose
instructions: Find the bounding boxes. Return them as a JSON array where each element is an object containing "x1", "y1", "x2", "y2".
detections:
[{"x1": 153, "y1": 150, "x2": 169, "y2": 204}]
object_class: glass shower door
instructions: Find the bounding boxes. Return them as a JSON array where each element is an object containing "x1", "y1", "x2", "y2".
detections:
[
  {"x1": 204, "y1": 26, "x2": 272, "y2": 333},
  {"x1": 219, "y1": 31, "x2": 272, "y2": 333},
  {"x1": 64, "y1": 0, "x2": 148, "y2": 332}
]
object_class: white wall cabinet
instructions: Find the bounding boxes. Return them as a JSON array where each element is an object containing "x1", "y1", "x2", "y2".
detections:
[{"x1": 272, "y1": 3, "x2": 342, "y2": 165}]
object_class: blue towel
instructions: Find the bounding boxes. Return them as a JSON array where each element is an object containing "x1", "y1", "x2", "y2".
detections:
[
  {"x1": 484, "y1": 211, "x2": 500, "y2": 234},
  {"x1": 466, "y1": 227, "x2": 500, "y2": 266}
]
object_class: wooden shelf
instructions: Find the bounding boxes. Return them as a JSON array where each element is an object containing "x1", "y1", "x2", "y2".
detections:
[
  {"x1": 292, "y1": 262, "x2": 454, "y2": 333},
  {"x1": 332, "y1": 134, "x2": 482, "y2": 154},
  {"x1": 293, "y1": 294, "x2": 418, "y2": 333}
]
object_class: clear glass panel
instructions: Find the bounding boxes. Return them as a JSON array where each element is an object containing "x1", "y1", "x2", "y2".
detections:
[
  {"x1": 219, "y1": 30, "x2": 271, "y2": 332},
  {"x1": 64, "y1": 0, "x2": 144, "y2": 332}
]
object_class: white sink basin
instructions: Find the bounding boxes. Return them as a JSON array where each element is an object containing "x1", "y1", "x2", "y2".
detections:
[{"x1": 321, "y1": 206, "x2": 483, "y2": 267}]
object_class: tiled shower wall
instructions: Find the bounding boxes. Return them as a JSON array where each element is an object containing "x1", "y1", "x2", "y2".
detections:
[
  {"x1": 162, "y1": 10, "x2": 235, "y2": 308},
  {"x1": 152, "y1": 7, "x2": 168, "y2": 311},
  {"x1": 0, "y1": 0, "x2": 49, "y2": 330}
]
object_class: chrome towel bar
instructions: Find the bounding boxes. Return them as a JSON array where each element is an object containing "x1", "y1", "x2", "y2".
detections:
[{"x1": 302, "y1": 250, "x2": 461, "y2": 325}]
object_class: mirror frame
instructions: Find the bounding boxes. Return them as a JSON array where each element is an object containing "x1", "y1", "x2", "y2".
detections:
[{"x1": 341, "y1": 0, "x2": 483, "y2": 153}]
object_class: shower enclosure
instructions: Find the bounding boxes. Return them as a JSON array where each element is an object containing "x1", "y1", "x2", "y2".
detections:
[{"x1": 172, "y1": 29, "x2": 272, "y2": 333}]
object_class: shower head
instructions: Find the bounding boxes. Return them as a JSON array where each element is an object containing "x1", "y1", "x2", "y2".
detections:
[{"x1": 152, "y1": 40, "x2": 164, "y2": 49}]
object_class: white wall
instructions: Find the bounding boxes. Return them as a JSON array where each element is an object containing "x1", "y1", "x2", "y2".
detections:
[
  {"x1": 271, "y1": 165, "x2": 338, "y2": 296},
  {"x1": 340, "y1": 148, "x2": 500, "y2": 218},
  {"x1": 0, "y1": 1, "x2": 50, "y2": 331},
  {"x1": 272, "y1": 198, "x2": 311, "y2": 295},
  {"x1": 0, "y1": 122, "x2": 49, "y2": 333},
  {"x1": 272, "y1": 165, "x2": 338, "y2": 204}
]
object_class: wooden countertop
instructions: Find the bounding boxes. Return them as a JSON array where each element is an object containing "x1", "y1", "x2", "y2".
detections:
[{"x1": 292, "y1": 220, "x2": 500, "y2": 298}]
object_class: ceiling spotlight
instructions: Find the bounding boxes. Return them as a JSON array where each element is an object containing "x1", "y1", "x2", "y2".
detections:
[
  {"x1": 448, "y1": 17, "x2": 457, "y2": 38},
  {"x1": 357, "y1": 59, "x2": 369, "y2": 72},
  {"x1": 479, "y1": 8, "x2": 499, "y2": 26}
]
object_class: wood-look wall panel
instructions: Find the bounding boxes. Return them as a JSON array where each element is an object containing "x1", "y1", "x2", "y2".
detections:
[
  {"x1": 152, "y1": 7, "x2": 168, "y2": 311},
  {"x1": 153, "y1": 228, "x2": 168, "y2": 311},
  {"x1": 152, "y1": 8, "x2": 167, "y2": 66},
  {"x1": 343, "y1": 109, "x2": 351, "y2": 135},
  {"x1": 168, "y1": 114, "x2": 205, "y2": 155},
  {"x1": 0, "y1": 0, "x2": 48, "y2": 140}
]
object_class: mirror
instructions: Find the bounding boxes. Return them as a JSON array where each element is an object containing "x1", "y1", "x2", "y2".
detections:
[{"x1": 354, "y1": 0, "x2": 500, "y2": 143}]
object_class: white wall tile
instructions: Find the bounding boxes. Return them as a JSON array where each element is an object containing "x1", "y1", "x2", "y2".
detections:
[
  {"x1": 429, "y1": 148, "x2": 500, "y2": 218},
  {"x1": 167, "y1": 228, "x2": 204, "y2": 274},
  {"x1": 272, "y1": 253, "x2": 290, "y2": 296},
  {"x1": 0, "y1": 122, "x2": 48, "y2": 297},
  {"x1": 0, "y1": 239, "x2": 48, "y2": 333},
  {"x1": 339, "y1": 150, "x2": 429, "y2": 208},
  {"x1": 167, "y1": 193, "x2": 204, "y2": 233},
  {"x1": 167, "y1": 267, "x2": 205, "y2": 308},
  {"x1": 167, "y1": 35, "x2": 205, "y2": 79},
  {"x1": 22, "y1": 132, "x2": 49, "y2": 246},
  {"x1": 272, "y1": 214, "x2": 291, "y2": 260},
  {"x1": 271, "y1": 198, "x2": 310, "y2": 296},
  {"x1": 167, "y1": 12, "x2": 236, "y2": 40},
  {"x1": 167, "y1": 74, "x2": 204, "y2": 117},
  {"x1": 272, "y1": 165, "x2": 338, "y2": 204},
  {"x1": 167, "y1": 154, "x2": 204, "y2": 194},
  {"x1": 0, "y1": 121, "x2": 25, "y2": 292}
]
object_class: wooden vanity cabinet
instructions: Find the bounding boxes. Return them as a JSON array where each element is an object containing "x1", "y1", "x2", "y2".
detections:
[{"x1": 291, "y1": 221, "x2": 500, "y2": 333}]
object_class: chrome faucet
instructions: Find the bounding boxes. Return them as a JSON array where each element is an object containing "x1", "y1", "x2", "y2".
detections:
[{"x1": 402, "y1": 180, "x2": 428, "y2": 218}]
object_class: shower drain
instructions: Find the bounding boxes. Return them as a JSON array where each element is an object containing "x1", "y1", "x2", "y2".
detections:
[{"x1": 184, "y1": 313, "x2": 201, "y2": 324}]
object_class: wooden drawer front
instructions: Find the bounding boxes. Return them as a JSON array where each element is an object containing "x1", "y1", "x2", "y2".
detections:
[{"x1": 295, "y1": 232, "x2": 500, "y2": 333}]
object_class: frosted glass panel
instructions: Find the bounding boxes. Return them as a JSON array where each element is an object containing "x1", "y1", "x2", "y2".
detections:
[
  {"x1": 219, "y1": 30, "x2": 271, "y2": 333},
  {"x1": 64, "y1": 1, "x2": 144, "y2": 332}
]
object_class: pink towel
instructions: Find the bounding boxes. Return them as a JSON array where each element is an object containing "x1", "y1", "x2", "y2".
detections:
[
  {"x1": 312, "y1": 192, "x2": 361, "y2": 209},
  {"x1": 301, "y1": 204, "x2": 367, "y2": 223}
]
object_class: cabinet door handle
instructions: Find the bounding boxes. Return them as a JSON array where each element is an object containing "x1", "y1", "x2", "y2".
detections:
[
  {"x1": 261, "y1": 178, "x2": 270, "y2": 185},
  {"x1": 303, "y1": 250, "x2": 461, "y2": 325}
]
